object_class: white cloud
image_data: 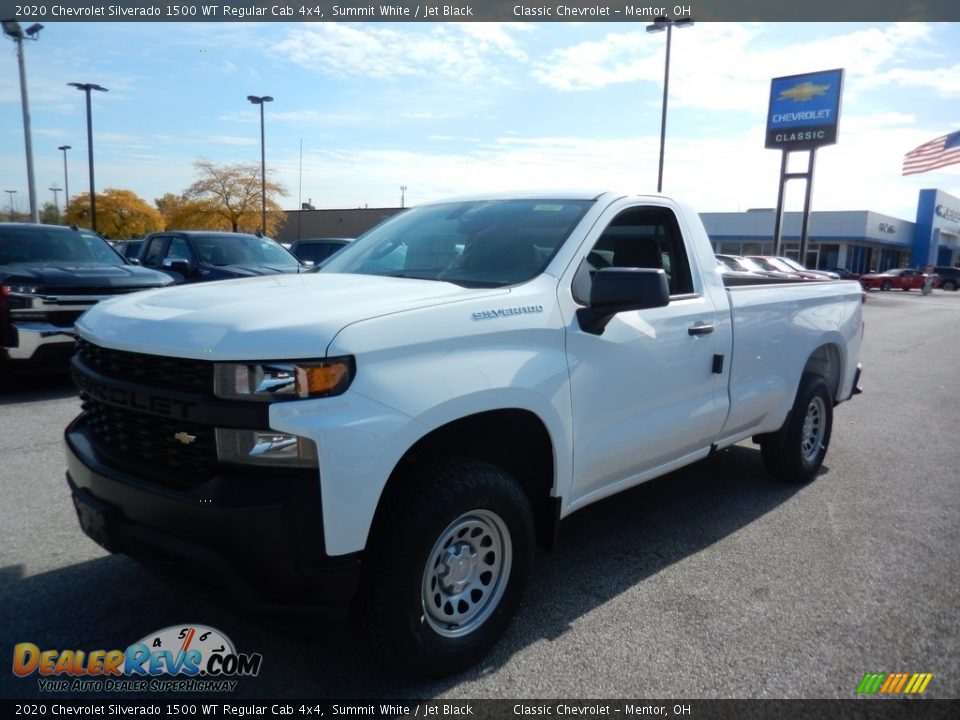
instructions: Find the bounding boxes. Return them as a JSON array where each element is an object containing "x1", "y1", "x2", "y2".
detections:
[{"x1": 272, "y1": 24, "x2": 528, "y2": 84}]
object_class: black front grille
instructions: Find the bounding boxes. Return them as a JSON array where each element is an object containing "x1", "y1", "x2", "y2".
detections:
[
  {"x1": 82, "y1": 397, "x2": 217, "y2": 487},
  {"x1": 77, "y1": 338, "x2": 214, "y2": 394}
]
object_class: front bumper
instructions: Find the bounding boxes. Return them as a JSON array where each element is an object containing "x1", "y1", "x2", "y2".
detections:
[
  {"x1": 3, "y1": 321, "x2": 76, "y2": 362},
  {"x1": 65, "y1": 415, "x2": 361, "y2": 617}
]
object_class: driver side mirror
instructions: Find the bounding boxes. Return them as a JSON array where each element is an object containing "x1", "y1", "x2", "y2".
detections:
[
  {"x1": 576, "y1": 267, "x2": 670, "y2": 335},
  {"x1": 163, "y1": 258, "x2": 193, "y2": 277}
]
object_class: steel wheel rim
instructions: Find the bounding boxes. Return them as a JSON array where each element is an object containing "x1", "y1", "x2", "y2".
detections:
[
  {"x1": 801, "y1": 395, "x2": 827, "y2": 465},
  {"x1": 421, "y1": 509, "x2": 512, "y2": 638}
]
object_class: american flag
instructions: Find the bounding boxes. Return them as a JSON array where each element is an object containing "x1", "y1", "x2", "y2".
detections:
[{"x1": 902, "y1": 130, "x2": 960, "y2": 175}]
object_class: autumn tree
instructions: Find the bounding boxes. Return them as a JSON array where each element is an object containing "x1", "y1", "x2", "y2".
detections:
[
  {"x1": 155, "y1": 192, "x2": 220, "y2": 231},
  {"x1": 65, "y1": 188, "x2": 164, "y2": 239},
  {"x1": 182, "y1": 160, "x2": 287, "y2": 236}
]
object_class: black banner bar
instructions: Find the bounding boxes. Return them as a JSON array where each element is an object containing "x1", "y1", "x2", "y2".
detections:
[
  {"x1": 2, "y1": 700, "x2": 960, "y2": 720},
  {"x1": 1, "y1": 0, "x2": 959, "y2": 23}
]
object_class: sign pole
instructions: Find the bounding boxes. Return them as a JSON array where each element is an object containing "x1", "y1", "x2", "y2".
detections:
[
  {"x1": 798, "y1": 148, "x2": 818, "y2": 264},
  {"x1": 772, "y1": 151, "x2": 789, "y2": 257}
]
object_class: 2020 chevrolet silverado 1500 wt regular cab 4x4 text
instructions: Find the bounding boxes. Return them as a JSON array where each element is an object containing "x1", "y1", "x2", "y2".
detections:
[{"x1": 64, "y1": 192, "x2": 863, "y2": 677}]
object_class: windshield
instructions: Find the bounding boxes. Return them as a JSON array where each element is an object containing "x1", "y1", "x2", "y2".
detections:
[
  {"x1": 319, "y1": 199, "x2": 594, "y2": 288},
  {"x1": 0, "y1": 227, "x2": 125, "y2": 267},
  {"x1": 195, "y1": 235, "x2": 300, "y2": 268},
  {"x1": 735, "y1": 256, "x2": 768, "y2": 273},
  {"x1": 759, "y1": 257, "x2": 796, "y2": 273},
  {"x1": 778, "y1": 257, "x2": 808, "y2": 271}
]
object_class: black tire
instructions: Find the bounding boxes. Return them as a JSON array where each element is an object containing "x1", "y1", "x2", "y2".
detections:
[
  {"x1": 881, "y1": 281, "x2": 892, "y2": 291},
  {"x1": 901, "y1": 287, "x2": 911, "y2": 292},
  {"x1": 361, "y1": 457, "x2": 534, "y2": 678},
  {"x1": 942, "y1": 280, "x2": 957, "y2": 291},
  {"x1": 759, "y1": 373, "x2": 833, "y2": 483}
]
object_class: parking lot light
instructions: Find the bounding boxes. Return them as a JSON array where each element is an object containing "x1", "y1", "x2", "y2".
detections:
[
  {"x1": 247, "y1": 95, "x2": 274, "y2": 233},
  {"x1": 69, "y1": 82, "x2": 109, "y2": 232}
]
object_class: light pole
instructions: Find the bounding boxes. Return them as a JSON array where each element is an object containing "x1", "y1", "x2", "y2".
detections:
[
  {"x1": 247, "y1": 95, "x2": 273, "y2": 233},
  {"x1": 400, "y1": 185, "x2": 407, "y2": 208},
  {"x1": 58, "y1": 145, "x2": 72, "y2": 212},
  {"x1": 3, "y1": 21, "x2": 43, "y2": 223},
  {"x1": 4, "y1": 190, "x2": 17, "y2": 221},
  {"x1": 646, "y1": 16, "x2": 693, "y2": 193},
  {"x1": 50, "y1": 185, "x2": 62, "y2": 220},
  {"x1": 69, "y1": 82, "x2": 109, "y2": 232}
]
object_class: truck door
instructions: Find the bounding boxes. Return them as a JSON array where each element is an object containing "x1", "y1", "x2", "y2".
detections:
[{"x1": 561, "y1": 201, "x2": 730, "y2": 504}]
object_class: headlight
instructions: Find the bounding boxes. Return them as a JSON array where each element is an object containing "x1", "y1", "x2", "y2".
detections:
[
  {"x1": 213, "y1": 357, "x2": 354, "y2": 401},
  {"x1": 216, "y1": 428, "x2": 318, "y2": 468}
]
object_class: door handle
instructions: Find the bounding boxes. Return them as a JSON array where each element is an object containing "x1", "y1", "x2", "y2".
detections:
[{"x1": 688, "y1": 322, "x2": 715, "y2": 336}]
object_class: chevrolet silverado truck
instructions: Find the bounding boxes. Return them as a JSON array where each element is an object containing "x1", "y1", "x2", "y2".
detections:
[
  {"x1": 0, "y1": 223, "x2": 173, "y2": 373},
  {"x1": 64, "y1": 192, "x2": 863, "y2": 677}
]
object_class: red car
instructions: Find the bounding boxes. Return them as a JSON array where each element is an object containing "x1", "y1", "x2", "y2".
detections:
[{"x1": 859, "y1": 268, "x2": 930, "y2": 291}]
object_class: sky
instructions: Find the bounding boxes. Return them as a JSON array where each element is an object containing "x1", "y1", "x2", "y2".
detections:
[{"x1": 1, "y1": 20, "x2": 959, "y2": 222}]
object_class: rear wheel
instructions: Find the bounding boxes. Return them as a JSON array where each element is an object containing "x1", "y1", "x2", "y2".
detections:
[
  {"x1": 759, "y1": 373, "x2": 833, "y2": 483},
  {"x1": 942, "y1": 280, "x2": 957, "y2": 291},
  {"x1": 362, "y1": 457, "x2": 534, "y2": 678}
]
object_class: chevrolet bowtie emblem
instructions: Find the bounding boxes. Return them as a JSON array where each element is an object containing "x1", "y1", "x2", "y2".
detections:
[
  {"x1": 174, "y1": 431, "x2": 197, "y2": 445},
  {"x1": 778, "y1": 82, "x2": 829, "y2": 102}
]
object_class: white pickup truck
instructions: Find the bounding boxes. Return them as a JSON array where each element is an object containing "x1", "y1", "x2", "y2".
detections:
[{"x1": 65, "y1": 191, "x2": 863, "y2": 677}]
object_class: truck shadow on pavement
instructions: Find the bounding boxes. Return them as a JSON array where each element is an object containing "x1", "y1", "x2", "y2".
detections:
[
  {"x1": 0, "y1": 372, "x2": 76, "y2": 404},
  {"x1": 1, "y1": 445, "x2": 806, "y2": 699}
]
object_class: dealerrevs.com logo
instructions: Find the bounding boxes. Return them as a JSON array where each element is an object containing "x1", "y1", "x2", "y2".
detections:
[{"x1": 12, "y1": 625, "x2": 262, "y2": 693}]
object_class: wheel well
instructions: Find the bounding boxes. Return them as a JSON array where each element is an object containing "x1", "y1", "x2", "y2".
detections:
[
  {"x1": 371, "y1": 409, "x2": 558, "y2": 551},
  {"x1": 803, "y1": 344, "x2": 842, "y2": 401}
]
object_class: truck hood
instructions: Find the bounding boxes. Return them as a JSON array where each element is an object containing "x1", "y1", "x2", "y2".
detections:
[
  {"x1": 208, "y1": 263, "x2": 304, "y2": 277},
  {"x1": 76, "y1": 272, "x2": 507, "y2": 360},
  {"x1": 1, "y1": 263, "x2": 173, "y2": 290}
]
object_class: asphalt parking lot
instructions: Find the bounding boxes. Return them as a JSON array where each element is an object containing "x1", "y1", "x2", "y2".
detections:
[{"x1": 1, "y1": 289, "x2": 958, "y2": 701}]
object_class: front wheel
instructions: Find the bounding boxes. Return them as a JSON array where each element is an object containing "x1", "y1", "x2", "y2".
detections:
[
  {"x1": 361, "y1": 457, "x2": 534, "y2": 678},
  {"x1": 942, "y1": 280, "x2": 957, "y2": 291},
  {"x1": 759, "y1": 373, "x2": 834, "y2": 483},
  {"x1": 881, "y1": 280, "x2": 892, "y2": 291}
]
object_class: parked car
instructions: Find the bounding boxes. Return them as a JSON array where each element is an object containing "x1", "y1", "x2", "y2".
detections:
[
  {"x1": 137, "y1": 231, "x2": 307, "y2": 282},
  {"x1": 933, "y1": 266, "x2": 960, "y2": 291},
  {"x1": 744, "y1": 255, "x2": 814, "y2": 279},
  {"x1": 113, "y1": 239, "x2": 143, "y2": 262},
  {"x1": 859, "y1": 268, "x2": 928, "y2": 291},
  {"x1": 774, "y1": 256, "x2": 841, "y2": 279},
  {"x1": 717, "y1": 254, "x2": 799, "y2": 279},
  {"x1": 0, "y1": 223, "x2": 173, "y2": 371},
  {"x1": 747, "y1": 256, "x2": 838, "y2": 280},
  {"x1": 290, "y1": 237, "x2": 353, "y2": 265},
  {"x1": 827, "y1": 268, "x2": 860, "y2": 280}
]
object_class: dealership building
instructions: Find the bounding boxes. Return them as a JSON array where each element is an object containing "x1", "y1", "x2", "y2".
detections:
[
  {"x1": 277, "y1": 188, "x2": 960, "y2": 273},
  {"x1": 701, "y1": 188, "x2": 960, "y2": 273}
]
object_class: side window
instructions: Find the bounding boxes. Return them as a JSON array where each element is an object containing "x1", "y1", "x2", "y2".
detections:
[
  {"x1": 298, "y1": 243, "x2": 332, "y2": 263},
  {"x1": 574, "y1": 206, "x2": 693, "y2": 302},
  {"x1": 142, "y1": 237, "x2": 167, "y2": 268},
  {"x1": 166, "y1": 237, "x2": 192, "y2": 262}
]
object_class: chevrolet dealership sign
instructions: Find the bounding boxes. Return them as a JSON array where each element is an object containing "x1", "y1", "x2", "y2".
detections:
[{"x1": 765, "y1": 68, "x2": 844, "y2": 150}]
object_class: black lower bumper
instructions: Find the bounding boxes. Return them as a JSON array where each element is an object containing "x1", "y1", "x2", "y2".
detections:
[{"x1": 65, "y1": 416, "x2": 361, "y2": 619}]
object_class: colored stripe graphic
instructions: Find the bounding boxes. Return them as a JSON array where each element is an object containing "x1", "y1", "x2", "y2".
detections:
[
  {"x1": 857, "y1": 673, "x2": 885, "y2": 694},
  {"x1": 857, "y1": 672, "x2": 932, "y2": 694},
  {"x1": 904, "y1": 674, "x2": 933, "y2": 694}
]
